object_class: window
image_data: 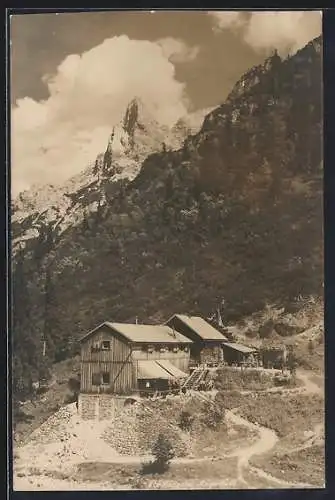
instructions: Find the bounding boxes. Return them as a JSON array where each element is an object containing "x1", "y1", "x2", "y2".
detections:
[
  {"x1": 102, "y1": 372, "x2": 110, "y2": 385},
  {"x1": 101, "y1": 341, "x2": 111, "y2": 350},
  {"x1": 92, "y1": 373, "x2": 100, "y2": 386}
]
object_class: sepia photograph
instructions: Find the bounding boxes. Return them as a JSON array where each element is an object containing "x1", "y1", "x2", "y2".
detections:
[{"x1": 10, "y1": 9, "x2": 324, "y2": 491}]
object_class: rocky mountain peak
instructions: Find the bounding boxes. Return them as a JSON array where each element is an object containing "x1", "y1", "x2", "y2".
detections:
[
  {"x1": 122, "y1": 96, "x2": 141, "y2": 137},
  {"x1": 11, "y1": 97, "x2": 202, "y2": 253}
]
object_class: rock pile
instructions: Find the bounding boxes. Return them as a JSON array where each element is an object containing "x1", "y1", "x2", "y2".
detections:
[
  {"x1": 137, "y1": 404, "x2": 192, "y2": 457},
  {"x1": 101, "y1": 398, "x2": 193, "y2": 458},
  {"x1": 28, "y1": 405, "x2": 74, "y2": 445},
  {"x1": 102, "y1": 404, "x2": 139, "y2": 455}
]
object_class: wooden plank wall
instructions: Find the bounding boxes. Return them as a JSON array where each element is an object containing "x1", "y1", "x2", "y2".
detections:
[{"x1": 81, "y1": 328, "x2": 135, "y2": 394}]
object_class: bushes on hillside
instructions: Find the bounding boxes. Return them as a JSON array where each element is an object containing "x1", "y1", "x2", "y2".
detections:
[
  {"x1": 215, "y1": 367, "x2": 273, "y2": 391},
  {"x1": 214, "y1": 390, "x2": 244, "y2": 411},
  {"x1": 237, "y1": 392, "x2": 323, "y2": 437},
  {"x1": 179, "y1": 411, "x2": 194, "y2": 431}
]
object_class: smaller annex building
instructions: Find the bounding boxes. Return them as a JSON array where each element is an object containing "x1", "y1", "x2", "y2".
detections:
[
  {"x1": 79, "y1": 322, "x2": 192, "y2": 395},
  {"x1": 221, "y1": 342, "x2": 257, "y2": 366},
  {"x1": 165, "y1": 314, "x2": 228, "y2": 366}
]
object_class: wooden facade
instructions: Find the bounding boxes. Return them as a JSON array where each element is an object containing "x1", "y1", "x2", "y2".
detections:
[
  {"x1": 166, "y1": 315, "x2": 226, "y2": 366},
  {"x1": 260, "y1": 346, "x2": 287, "y2": 369},
  {"x1": 80, "y1": 326, "x2": 135, "y2": 394},
  {"x1": 80, "y1": 323, "x2": 191, "y2": 395},
  {"x1": 221, "y1": 343, "x2": 257, "y2": 366}
]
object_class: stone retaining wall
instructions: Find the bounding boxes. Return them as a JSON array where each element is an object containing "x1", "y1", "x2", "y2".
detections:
[{"x1": 79, "y1": 393, "x2": 127, "y2": 420}]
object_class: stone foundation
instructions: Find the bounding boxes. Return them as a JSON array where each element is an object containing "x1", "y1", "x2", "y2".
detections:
[{"x1": 78, "y1": 393, "x2": 126, "y2": 421}]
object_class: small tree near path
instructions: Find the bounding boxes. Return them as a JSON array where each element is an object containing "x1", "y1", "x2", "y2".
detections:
[
  {"x1": 141, "y1": 433, "x2": 175, "y2": 474},
  {"x1": 152, "y1": 433, "x2": 175, "y2": 470}
]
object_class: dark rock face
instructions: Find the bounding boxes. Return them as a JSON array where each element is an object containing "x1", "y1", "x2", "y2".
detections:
[{"x1": 12, "y1": 37, "x2": 323, "y2": 380}]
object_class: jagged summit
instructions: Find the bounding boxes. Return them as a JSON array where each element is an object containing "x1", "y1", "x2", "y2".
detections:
[
  {"x1": 11, "y1": 97, "x2": 204, "y2": 252},
  {"x1": 122, "y1": 97, "x2": 145, "y2": 136},
  {"x1": 12, "y1": 35, "x2": 321, "y2": 257}
]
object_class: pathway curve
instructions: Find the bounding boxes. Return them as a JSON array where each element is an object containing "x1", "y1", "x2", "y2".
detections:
[
  {"x1": 295, "y1": 369, "x2": 323, "y2": 395},
  {"x1": 14, "y1": 369, "x2": 324, "y2": 491}
]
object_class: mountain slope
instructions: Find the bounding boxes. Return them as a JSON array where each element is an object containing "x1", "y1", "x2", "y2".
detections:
[
  {"x1": 12, "y1": 98, "x2": 206, "y2": 254},
  {"x1": 12, "y1": 37, "x2": 323, "y2": 391}
]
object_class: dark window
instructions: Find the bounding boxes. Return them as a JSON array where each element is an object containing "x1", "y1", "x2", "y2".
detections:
[
  {"x1": 102, "y1": 372, "x2": 110, "y2": 384},
  {"x1": 92, "y1": 373, "x2": 100, "y2": 386},
  {"x1": 102, "y1": 341, "x2": 111, "y2": 350}
]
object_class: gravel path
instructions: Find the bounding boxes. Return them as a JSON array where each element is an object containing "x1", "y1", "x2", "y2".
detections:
[{"x1": 13, "y1": 368, "x2": 324, "y2": 491}]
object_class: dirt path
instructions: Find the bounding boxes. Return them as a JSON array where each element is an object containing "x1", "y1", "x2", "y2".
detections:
[
  {"x1": 14, "y1": 369, "x2": 324, "y2": 491},
  {"x1": 226, "y1": 411, "x2": 278, "y2": 487},
  {"x1": 225, "y1": 410, "x2": 317, "y2": 489},
  {"x1": 223, "y1": 369, "x2": 324, "y2": 488},
  {"x1": 296, "y1": 369, "x2": 323, "y2": 395}
]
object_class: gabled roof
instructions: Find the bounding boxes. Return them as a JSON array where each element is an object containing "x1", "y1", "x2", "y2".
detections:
[
  {"x1": 222, "y1": 342, "x2": 257, "y2": 354},
  {"x1": 80, "y1": 322, "x2": 192, "y2": 344},
  {"x1": 167, "y1": 314, "x2": 228, "y2": 341}
]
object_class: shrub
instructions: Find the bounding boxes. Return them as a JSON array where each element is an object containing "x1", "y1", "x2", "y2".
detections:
[
  {"x1": 215, "y1": 367, "x2": 273, "y2": 391},
  {"x1": 202, "y1": 400, "x2": 226, "y2": 430},
  {"x1": 179, "y1": 410, "x2": 193, "y2": 431},
  {"x1": 215, "y1": 390, "x2": 244, "y2": 411},
  {"x1": 152, "y1": 433, "x2": 175, "y2": 469},
  {"x1": 141, "y1": 433, "x2": 175, "y2": 474}
]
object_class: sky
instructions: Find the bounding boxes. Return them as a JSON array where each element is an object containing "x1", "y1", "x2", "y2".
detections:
[{"x1": 10, "y1": 10, "x2": 322, "y2": 196}]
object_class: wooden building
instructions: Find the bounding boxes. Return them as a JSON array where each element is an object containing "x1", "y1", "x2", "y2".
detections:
[
  {"x1": 260, "y1": 345, "x2": 287, "y2": 369},
  {"x1": 165, "y1": 314, "x2": 228, "y2": 366},
  {"x1": 221, "y1": 342, "x2": 257, "y2": 366},
  {"x1": 79, "y1": 322, "x2": 191, "y2": 395}
]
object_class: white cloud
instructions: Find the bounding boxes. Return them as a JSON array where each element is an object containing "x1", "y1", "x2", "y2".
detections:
[
  {"x1": 208, "y1": 11, "x2": 246, "y2": 31},
  {"x1": 209, "y1": 10, "x2": 322, "y2": 55},
  {"x1": 11, "y1": 35, "x2": 193, "y2": 196},
  {"x1": 157, "y1": 37, "x2": 199, "y2": 63}
]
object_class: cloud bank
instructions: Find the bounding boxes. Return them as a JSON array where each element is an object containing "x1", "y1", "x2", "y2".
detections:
[
  {"x1": 11, "y1": 35, "x2": 198, "y2": 195},
  {"x1": 209, "y1": 11, "x2": 322, "y2": 55},
  {"x1": 157, "y1": 37, "x2": 200, "y2": 63}
]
